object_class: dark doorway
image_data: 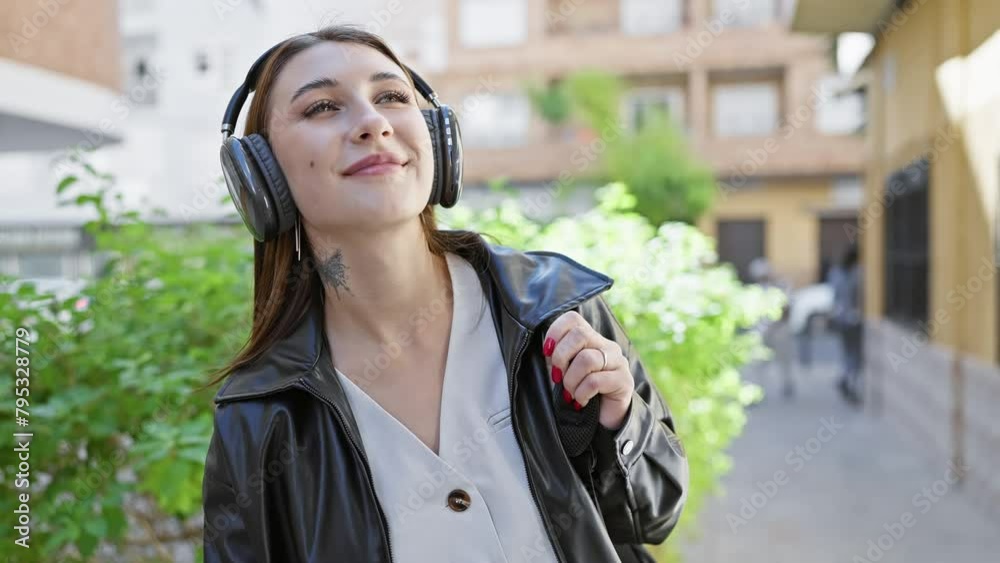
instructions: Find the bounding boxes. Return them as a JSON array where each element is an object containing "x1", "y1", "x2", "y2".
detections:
[
  {"x1": 884, "y1": 157, "x2": 929, "y2": 326},
  {"x1": 819, "y1": 216, "x2": 858, "y2": 284},
  {"x1": 717, "y1": 219, "x2": 766, "y2": 283}
]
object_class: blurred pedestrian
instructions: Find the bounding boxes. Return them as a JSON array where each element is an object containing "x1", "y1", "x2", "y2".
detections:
[
  {"x1": 831, "y1": 244, "x2": 864, "y2": 405},
  {"x1": 748, "y1": 257, "x2": 795, "y2": 398}
]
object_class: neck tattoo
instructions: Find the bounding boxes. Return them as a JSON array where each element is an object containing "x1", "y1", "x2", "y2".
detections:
[{"x1": 318, "y1": 248, "x2": 353, "y2": 300}]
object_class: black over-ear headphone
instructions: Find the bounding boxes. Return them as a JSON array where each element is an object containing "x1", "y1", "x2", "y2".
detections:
[{"x1": 220, "y1": 39, "x2": 464, "y2": 242}]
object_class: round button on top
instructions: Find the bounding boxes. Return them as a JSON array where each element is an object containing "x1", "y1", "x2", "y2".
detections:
[
  {"x1": 447, "y1": 489, "x2": 471, "y2": 512},
  {"x1": 621, "y1": 440, "x2": 635, "y2": 456}
]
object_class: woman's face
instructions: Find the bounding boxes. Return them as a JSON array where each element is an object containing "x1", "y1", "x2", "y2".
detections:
[{"x1": 266, "y1": 42, "x2": 433, "y2": 234}]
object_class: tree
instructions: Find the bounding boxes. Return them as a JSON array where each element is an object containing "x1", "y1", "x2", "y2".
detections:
[
  {"x1": 605, "y1": 108, "x2": 716, "y2": 225},
  {"x1": 524, "y1": 70, "x2": 717, "y2": 226}
]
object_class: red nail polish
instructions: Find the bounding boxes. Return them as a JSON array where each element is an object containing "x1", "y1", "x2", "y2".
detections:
[
  {"x1": 543, "y1": 337, "x2": 555, "y2": 356},
  {"x1": 551, "y1": 366, "x2": 563, "y2": 384},
  {"x1": 563, "y1": 388, "x2": 572, "y2": 403},
  {"x1": 573, "y1": 400, "x2": 582, "y2": 411}
]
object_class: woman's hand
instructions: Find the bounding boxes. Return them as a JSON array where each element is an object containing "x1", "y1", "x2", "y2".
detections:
[{"x1": 542, "y1": 310, "x2": 635, "y2": 430}]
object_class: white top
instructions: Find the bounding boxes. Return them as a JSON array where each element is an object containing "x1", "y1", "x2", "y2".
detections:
[{"x1": 335, "y1": 252, "x2": 560, "y2": 563}]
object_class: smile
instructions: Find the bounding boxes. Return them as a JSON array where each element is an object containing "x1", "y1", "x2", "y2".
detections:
[{"x1": 348, "y1": 161, "x2": 407, "y2": 176}]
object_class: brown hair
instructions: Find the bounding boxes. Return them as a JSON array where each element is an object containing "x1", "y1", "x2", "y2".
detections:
[{"x1": 199, "y1": 25, "x2": 490, "y2": 393}]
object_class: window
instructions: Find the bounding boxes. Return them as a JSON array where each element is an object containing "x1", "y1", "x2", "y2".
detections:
[
  {"x1": 122, "y1": 0, "x2": 156, "y2": 14},
  {"x1": 712, "y1": 82, "x2": 779, "y2": 137},
  {"x1": 460, "y1": 93, "x2": 531, "y2": 148},
  {"x1": 624, "y1": 87, "x2": 686, "y2": 131},
  {"x1": 831, "y1": 175, "x2": 864, "y2": 207},
  {"x1": 122, "y1": 34, "x2": 159, "y2": 106},
  {"x1": 195, "y1": 52, "x2": 211, "y2": 74},
  {"x1": 815, "y1": 75, "x2": 865, "y2": 135},
  {"x1": 621, "y1": 0, "x2": 684, "y2": 35},
  {"x1": 18, "y1": 253, "x2": 64, "y2": 278},
  {"x1": 884, "y1": 158, "x2": 929, "y2": 325},
  {"x1": 189, "y1": 45, "x2": 231, "y2": 91},
  {"x1": 459, "y1": 0, "x2": 527, "y2": 48},
  {"x1": 713, "y1": 0, "x2": 777, "y2": 27},
  {"x1": 546, "y1": 0, "x2": 618, "y2": 35}
]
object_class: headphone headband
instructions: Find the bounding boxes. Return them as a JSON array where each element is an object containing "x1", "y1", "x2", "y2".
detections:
[{"x1": 221, "y1": 39, "x2": 440, "y2": 136}]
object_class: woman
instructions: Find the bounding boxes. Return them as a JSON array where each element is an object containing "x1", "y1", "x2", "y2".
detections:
[{"x1": 201, "y1": 25, "x2": 688, "y2": 563}]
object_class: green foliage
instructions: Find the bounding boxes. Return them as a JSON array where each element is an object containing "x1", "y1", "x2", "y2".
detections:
[
  {"x1": 524, "y1": 79, "x2": 573, "y2": 125},
  {"x1": 524, "y1": 69, "x2": 716, "y2": 226},
  {"x1": 605, "y1": 109, "x2": 717, "y2": 225},
  {"x1": 562, "y1": 70, "x2": 625, "y2": 132},
  {"x1": 0, "y1": 151, "x2": 779, "y2": 561},
  {"x1": 442, "y1": 182, "x2": 784, "y2": 559},
  {"x1": 0, "y1": 156, "x2": 250, "y2": 561}
]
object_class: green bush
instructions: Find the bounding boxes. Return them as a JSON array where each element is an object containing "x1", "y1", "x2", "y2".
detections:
[
  {"x1": 441, "y1": 182, "x2": 784, "y2": 558},
  {"x1": 0, "y1": 157, "x2": 781, "y2": 561},
  {"x1": 605, "y1": 109, "x2": 717, "y2": 225},
  {"x1": 562, "y1": 70, "x2": 625, "y2": 133},
  {"x1": 523, "y1": 69, "x2": 717, "y2": 226},
  {"x1": 0, "y1": 157, "x2": 251, "y2": 562},
  {"x1": 524, "y1": 79, "x2": 574, "y2": 126}
]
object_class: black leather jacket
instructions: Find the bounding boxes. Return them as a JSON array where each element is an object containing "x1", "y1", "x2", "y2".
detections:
[{"x1": 202, "y1": 237, "x2": 689, "y2": 562}]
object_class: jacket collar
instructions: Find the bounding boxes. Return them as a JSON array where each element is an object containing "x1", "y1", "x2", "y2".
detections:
[{"x1": 213, "y1": 231, "x2": 614, "y2": 404}]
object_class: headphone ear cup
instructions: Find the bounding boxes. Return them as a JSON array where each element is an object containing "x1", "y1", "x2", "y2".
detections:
[
  {"x1": 437, "y1": 105, "x2": 463, "y2": 208},
  {"x1": 421, "y1": 108, "x2": 445, "y2": 206},
  {"x1": 243, "y1": 134, "x2": 297, "y2": 237},
  {"x1": 221, "y1": 136, "x2": 279, "y2": 242}
]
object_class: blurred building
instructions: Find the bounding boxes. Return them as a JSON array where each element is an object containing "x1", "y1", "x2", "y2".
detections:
[
  {"x1": 110, "y1": 0, "x2": 445, "y2": 222},
  {"x1": 2, "y1": 0, "x2": 445, "y2": 280},
  {"x1": 0, "y1": 0, "x2": 121, "y2": 279},
  {"x1": 427, "y1": 0, "x2": 866, "y2": 286},
  {"x1": 795, "y1": 0, "x2": 1000, "y2": 517},
  {"x1": 0, "y1": 0, "x2": 121, "y2": 150}
]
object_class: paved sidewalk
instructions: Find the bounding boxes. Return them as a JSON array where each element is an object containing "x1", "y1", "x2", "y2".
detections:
[{"x1": 680, "y1": 333, "x2": 1000, "y2": 563}]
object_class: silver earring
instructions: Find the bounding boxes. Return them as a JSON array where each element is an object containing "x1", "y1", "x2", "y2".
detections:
[{"x1": 294, "y1": 215, "x2": 301, "y2": 262}]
